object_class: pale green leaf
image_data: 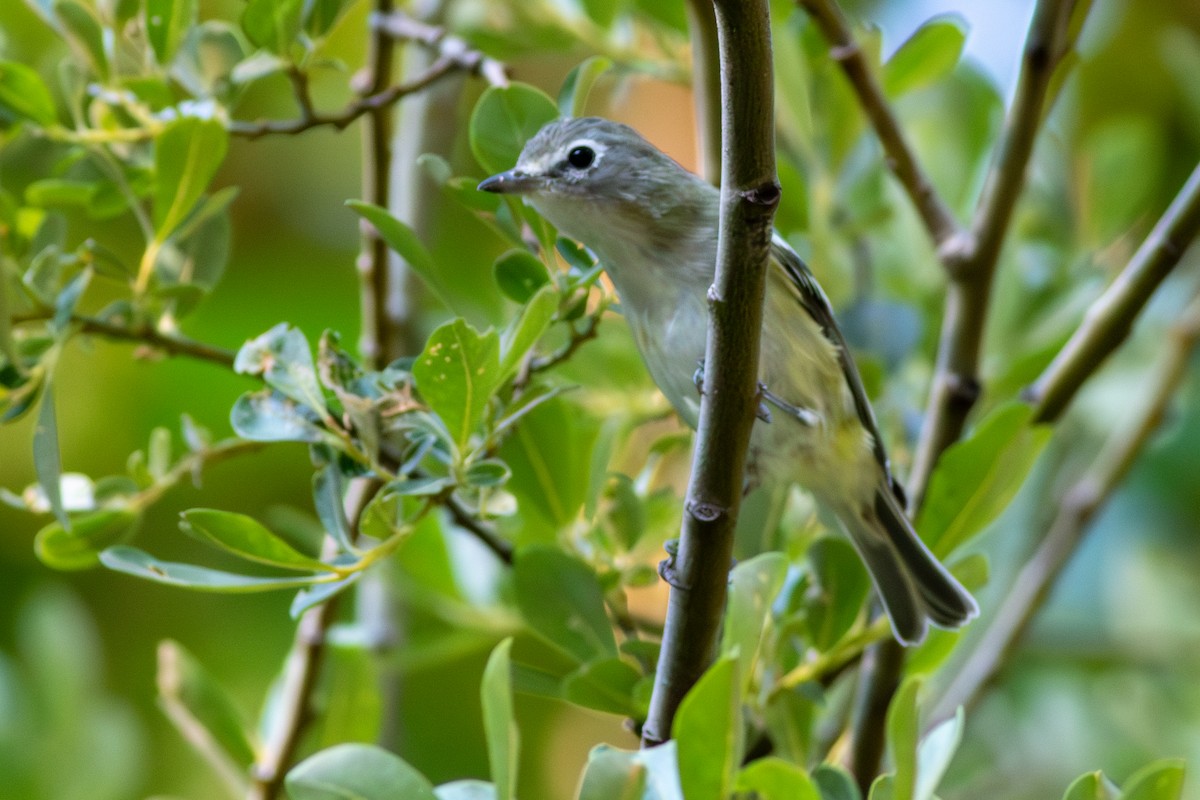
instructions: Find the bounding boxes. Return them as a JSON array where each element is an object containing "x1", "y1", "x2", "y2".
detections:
[
  {"x1": 100, "y1": 546, "x2": 324, "y2": 592},
  {"x1": 882, "y1": 14, "x2": 967, "y2": 97},
  {"x1": 674, "y1": 655, "x2": 741, "y2": 800},
  {"x1": 735, "y1": 757, "x2": 820, "y2": 800},
  {"x1": 35, "y1": 508, "x2": 140, "y2": 570},
  {"x1": 180, "y1": 508, "x2": 334, "y2": 571},
  {"x1": 154, "y1": 117, "x2": 229, "y2": 243},
  {"x1": 481, "y1": 638, "x2": 518, "y2": 800},
  {"x1": 0, "y1": 60, "x2": 57, "y2": 125},
  {"x1": 285, "y1": 743, "x2": 437, "y2": 800}
]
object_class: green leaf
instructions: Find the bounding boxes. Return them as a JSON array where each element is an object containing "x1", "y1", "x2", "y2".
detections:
[
  {"x1": 106, "y1": 0, "x2": 142, "y2": 25},
  {"x1": 918, "y1": 402, "x2": 1051, "y2": 556},
  {"x1": 562, "y1": 657, "x2": 641, "y2": 716},
  {"x1": 313, "y1": 465, "x2": 355, "y2": 552},
  {"x1": 231, "y1": 389, "x2": 324, "y2": 442},
  {"x1": 557, "y1": 56, "x2": 613, "y2": 117},
  {"x1": 25, "y1": 178, "x2": 98, "y2": 209},
  {"x1": 34, "y1": 376, "x2": 66, "y2": 528},
  {"x1": 290, "y1": 574, "x2": 359, "y2": 618},
  {"x1": 498, "y1": 285, "x2": 557, "y2": 380},
  {"x1": 346, "y1": 201, "x2": 461, "y2": 313},
  {"x1": 514, "y1": 546, "x2": 617, "y2": 663},
  {"x1": 0, "y1": 60, "x2": 57, "y2": 125},
  {"x1": 481, "y1": 638, "x2": 518, "y2": 800},
  {"x1": 1063, "y1": 772, "x2": 1117, "y2": 800},
  {"x1": 153, "y1": 117, "x2": 229, "y2": 243},
  {"x1": 1118, "y1": 759, "x2": 1186, "y2": 800},
  {"x1": 464, "y1": 459, "x2": 511, "y2": 488},
  {"x1": 303, "y1": 0, "x2": 347, "y2": 37},
  {"x1": 242, "y1": 0, "x2": 304, "y2": 54},
  {"x1": 674, "y1": 654, "x2": 741, "y2": 800},
  {"x1": 736, "y1": 757, "x2": 820, "y2": 800},
  {"x1": 500, "y1": 396, "x2": 598, "y2": 543},
  {"x1": 804, "y1": 537, "x2": 870, "y2": 650},
  {"x1": 882, "y1": 14, "x2": 967, "y2": 97},
  {"x1": 100, "y1": 546, "x2": 325, "y2": 592},
  {"x1": 469, "y1": 83, "x2": 559, "y2": 174},
  {"x1": 577, "y1": 745, "x2": 648, "y2": 800},
  {"x1": 413, "y1": 318, "x2": 501, "y2": 450},
  {"x1": 720, "y1": 552, "x2": 787, "y2": 689},
  {"x1": 180, "y1": 508, "x2": 334, "y2": 571},
  {"x1": 35, "y1": 508, "x2": 140, "y2": 570},
  {"x1": 814, "y1": 764, "x2": 862, "y2": 800},
  {"x1": 157, "y1": 640, "x2": 256, "y2": 768},
  {"x1": 285, "y1": 743, "x2": 437, "y2": 800},
  {"x1": 145, "y1": 0, "x2": 197, "y2": 64},
  {"x1": 885, "y1": 678, "x2": 922, "y2": 800},
  {"x1": 55, "y1": 1, "x2": 110, "y2": 78},
  {"x1": 915, "y1": 707, "x2": 963, "y2": 800},
  {"x1": 493, "y1": 249, "x2": 550, "y2": 304},
  {"x1": 234, "y1": 324, "x2": 325, "y2": 411}
]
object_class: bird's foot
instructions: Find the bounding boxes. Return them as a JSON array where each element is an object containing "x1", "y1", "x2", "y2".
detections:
[{"x1": 758, "y1": 384, "x2": 821, "y2": 427}]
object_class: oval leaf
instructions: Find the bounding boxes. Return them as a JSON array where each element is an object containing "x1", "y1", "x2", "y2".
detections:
[
  {"x1": 412, "y1": 318, "x2": 501, "y2": 450},
  {"x1": 493, "y1": 249, "x2": 550, "y2": 304},
  {"x1": 180, "y1": 508, "x2": 333, "y2": 571},
  {"x1": 514, "y1": 546, "x2": 617, "y2": 663},
  {"x1": 0, "y1": 60, "x2": 56, "y2": 125},
  {"x1": 35, "y1": 508, "x2": 141, "y2": 570},
  {"x1": 469, "y1": 83, "x2": 559, "y2": 174},
  {"x1": 285, "y1": 743, "x2": 437, "y2": 800}
]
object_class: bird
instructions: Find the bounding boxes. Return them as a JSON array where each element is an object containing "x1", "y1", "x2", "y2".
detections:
[{"x1": 478, "y1": 116, "x2": 977, "y2": 645}]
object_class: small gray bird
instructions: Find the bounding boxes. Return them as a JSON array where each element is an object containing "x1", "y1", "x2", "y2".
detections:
[{"x1": 478, "y1": 117, "x2": 977, "y2": 645}]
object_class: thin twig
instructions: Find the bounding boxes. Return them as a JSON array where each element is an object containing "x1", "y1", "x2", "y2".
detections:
[
  {"x1": 1027, "y1": 161, "x2": 1200, "y2": 422},
  {"x1": 798, "y1": 0, "x2": 964, "y2": 251},
  {"x1": 229, "y1": 12, "x2": 508, "y2": 142},
  {"x1": 908, "y1": 0, "x2": 1084, "y2": 504},
  {"x1": 931, "y1": 289, "x2": 1200, "y2": 721},
  {"x1": 685, "y1": 0, "x2": 722, "y2": 185},
  {"x1": 640, "y1": 0, "x2": 779, "y2": 748},
  {"x1": 12, "y1": 309, "x2": 237, "y2": 367},
  {"x1": 247, "y1": 479, "x2": 380, "y2": 800}
]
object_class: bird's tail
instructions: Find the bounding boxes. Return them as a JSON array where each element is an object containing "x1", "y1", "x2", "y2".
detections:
[{"x1": 838, "y1": 488, "x2": 979, "y2": 646}]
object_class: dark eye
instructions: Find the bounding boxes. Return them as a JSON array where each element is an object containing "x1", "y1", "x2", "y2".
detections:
[{"x1": 567, "y1": 146, "x2": 595, "y2": 169}]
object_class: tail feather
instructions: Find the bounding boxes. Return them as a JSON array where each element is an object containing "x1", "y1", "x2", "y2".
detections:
[{"x1": 839, "y1": 489, "x2": 978, "y2": 646}]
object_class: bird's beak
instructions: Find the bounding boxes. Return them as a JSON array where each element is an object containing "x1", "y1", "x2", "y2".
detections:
[{"x1": 477, "y1": 169, "x2": 540, "y2": 195}]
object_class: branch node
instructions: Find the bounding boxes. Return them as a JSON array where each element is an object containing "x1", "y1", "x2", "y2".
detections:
[
  {"x1": 686, "y1": 499, "x2": 728, "y2": 523},
  {"x1": 742, "y1": 181, "x2": 782, "y2": 208},
  {"x1": 945, "y1": 372, "x2": 982, "y2": 411}
]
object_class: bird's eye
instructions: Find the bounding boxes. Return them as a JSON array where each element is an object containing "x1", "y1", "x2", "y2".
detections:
[{"x1": 567, "y1": 146, "x2": 595, "y2": 169}]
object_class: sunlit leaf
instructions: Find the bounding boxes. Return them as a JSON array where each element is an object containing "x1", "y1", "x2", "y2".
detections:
[
  {"x1": 1118, "y1": 759, "x2": 1186, "y2": 800},
  {"x1": 154, "y1": 117, "x2": 229, "y2": 243},
  {"x1": 56, "y1": 1, "x2": 110, "y2": 78},
  {"x1": 886, "y1": 677, "x2": 922, "y2": 800},
  {"x1": 558, "y1": 56, "x2": 613, "y2": 117},
  {"x1": 674, "y1": 655, "x2": 741, "y2": 800},
  {"x1": 915, "y1": 707, "x2": 963, "y2": 800}
]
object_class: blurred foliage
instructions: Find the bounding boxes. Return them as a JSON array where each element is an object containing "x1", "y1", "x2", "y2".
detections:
[{"x1": 0, "y1": 0, "x2": 1198, "y2": 798}]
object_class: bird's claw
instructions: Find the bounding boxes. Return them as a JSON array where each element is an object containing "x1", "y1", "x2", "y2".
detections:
[{"x1": 758, "y1": 384, "x2": 821, "y2": 427}]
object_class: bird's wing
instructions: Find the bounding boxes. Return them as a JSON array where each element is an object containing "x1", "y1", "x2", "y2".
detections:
[{"x1": 770, "y1": 235, "x2": 907, "y2": 505}]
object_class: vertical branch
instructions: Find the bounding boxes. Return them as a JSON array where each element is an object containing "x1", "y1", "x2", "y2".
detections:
[
  {"x1": 358, "y1": 0, "x2": 399, "y2": 368},
  {"x1": 247, "y1": 480, "x2": 378, "y2": 800},
  {"x1": 931, "y1": 289, "x2": 1200, "y2": 720},
  {"x1": 641, "y1": 0, "x2": 779, "y2": 748},
  {"x1": 847, "y1": 0, "x2": 1086, "y2": 787},
  {"x1": 685, "y1": 0, "x2": 722, "y2": 185},
  {"x1": 907, "y1": 0, "x2": 1082, "y2": 505}
]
